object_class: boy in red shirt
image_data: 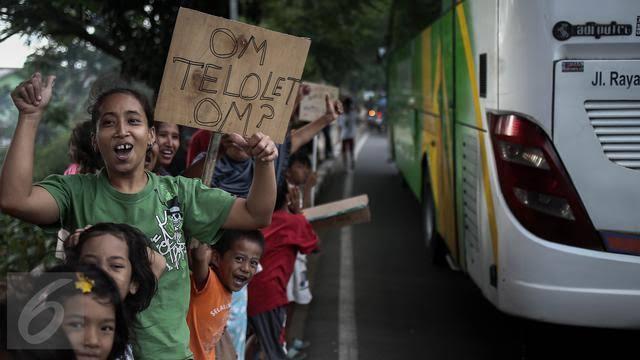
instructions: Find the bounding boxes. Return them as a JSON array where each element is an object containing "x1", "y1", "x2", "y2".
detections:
[
  {"x1": 188, "y1": 230, "x2": 264, "y2": 360},
  {"x1": 248, "y1": 183, "x2": 319, "y2": 359}
]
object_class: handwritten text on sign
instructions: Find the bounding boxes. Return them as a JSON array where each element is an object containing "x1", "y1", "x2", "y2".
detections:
[
  {"x1": 298, "y1": 82, "x2": 340, "y2": 122},
  {"x1": 155, "y1": 8, "x2": 311, "y2": 143}
]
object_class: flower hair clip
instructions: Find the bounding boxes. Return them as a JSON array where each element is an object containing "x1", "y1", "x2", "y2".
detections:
[{"x1": 75, "y1": 272, "x2": 95, "y2": 294}]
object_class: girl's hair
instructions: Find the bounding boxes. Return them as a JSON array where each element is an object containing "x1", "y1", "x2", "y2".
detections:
[
  {"x1": 43, "y1": 263, "x2": 129, "y2": 360},
  {"x1": 343, "y1": 97, "x2": 353, "y2": 112},
  {"x1": 89, "y1": 88, "x2": 154, "y2": 128},
  {"x1": 154, "y1": 121, "x2": 182, "y2": 135},
  {"x1": 288, "y1": 152, "x2": 311, "y2": 169},
  {"x1": 68, "y1": 120, "x2": 104, "y2": 173},
  {"x1": 213, "y1": 230, "x2": 264, "y2": 256},
  {"x1": 274, "y1": 181, "x2": 289, "y2": 211},
  {"x1": 66, "y1": 223, "x2": 158, "y2": 324}
]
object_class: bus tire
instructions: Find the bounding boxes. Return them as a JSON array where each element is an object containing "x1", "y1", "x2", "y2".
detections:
[{"x1": 422, "y1": 167, "x2": 447, "y2": 266}]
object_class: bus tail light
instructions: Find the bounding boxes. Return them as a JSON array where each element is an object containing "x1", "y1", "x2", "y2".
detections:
[{"x1": 489, "y1": 114, "x2": 603, "y2": 250}]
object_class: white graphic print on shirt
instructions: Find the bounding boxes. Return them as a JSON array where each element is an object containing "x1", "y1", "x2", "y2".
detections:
[{"x1": 151, "y1": 197, "x2": 186, "y2": 271}]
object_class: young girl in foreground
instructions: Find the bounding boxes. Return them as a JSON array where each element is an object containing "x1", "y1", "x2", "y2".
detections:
[
  {"x1": 0, "y1": 73, "x2": 278, "y2": 359},
  {"x1": 45, "y1": 263, "x2": 129, "y2": 360},
  {"x1": 67, "y1": 222, "x2": 164, "y2": 359}
]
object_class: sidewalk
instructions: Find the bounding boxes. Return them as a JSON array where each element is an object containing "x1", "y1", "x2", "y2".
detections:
[
  {"x1": 285, "y1": 142, "x2": 339, "y2": 358},
  {"x1": 285, "y1": 126, "x2": 367, "y2": 357}
]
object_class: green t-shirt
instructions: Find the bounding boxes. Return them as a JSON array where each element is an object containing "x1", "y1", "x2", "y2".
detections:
[{"x1": 37, "y1": 171, "x2": 236, "y2": 360}]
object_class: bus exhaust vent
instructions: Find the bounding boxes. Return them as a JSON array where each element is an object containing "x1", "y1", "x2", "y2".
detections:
[
  {"x1": 585, "y1": 100, "x2": 640, "y2": 170},
  {"x1": 462, "y1": 133, "x2": 479, "y2": 253}
]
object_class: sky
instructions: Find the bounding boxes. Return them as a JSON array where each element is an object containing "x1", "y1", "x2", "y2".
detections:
[{"x1": 0, "y1": 34, "x2": 36, "y2": 68}]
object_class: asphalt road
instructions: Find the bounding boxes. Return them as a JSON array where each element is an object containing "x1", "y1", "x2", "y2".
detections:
[{"x1": 299, "y1": 129, "x2": 639, "y2": 360}]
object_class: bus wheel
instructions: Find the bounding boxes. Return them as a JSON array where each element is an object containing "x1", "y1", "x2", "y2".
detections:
[{"x1": 422, "y1": 169, "x2": 447, "y2": 266}]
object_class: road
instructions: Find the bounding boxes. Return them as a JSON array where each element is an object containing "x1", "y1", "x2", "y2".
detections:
[{"x1": 296, "y1": 129, "x2": 639, "y2": 359}]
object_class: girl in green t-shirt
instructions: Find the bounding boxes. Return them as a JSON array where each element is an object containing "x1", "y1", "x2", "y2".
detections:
[{"x1": 0, "y1": 72, "x2": 278, "y2": 359}]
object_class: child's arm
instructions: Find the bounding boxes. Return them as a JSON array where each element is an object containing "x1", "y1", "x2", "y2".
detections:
[
  {"x1": 0, "y1": 73, "x2": 60, "y2": 225},
  {"x1": 191, "y1": 242, "x2": 211, "y2": 291},
  {"x1": 287, "y1": 185, "x2": 302, "y2": 214},
  {"x1": 223, "y1": 132, "x2": 277, "y2": 229},
  {"x1": 297, "y1": 215, "x2": 320, "y2": 254},
  {"x1": 290, "y1": 95, "x2": 343, "y2": 154},
  {"x1": 147, "y1": 247, "x2": 167, "y2": 280},
  {"x1": 215, "y1": 330, "x2": 237, "y2": 360}
]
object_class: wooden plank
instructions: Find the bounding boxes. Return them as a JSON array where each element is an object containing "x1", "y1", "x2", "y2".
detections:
[
  {"x1": 302, "y1": 194, "x2": 370, "y2": 230},
  {"x1": 298, "y1": 82, "x2": 340, "y2": 122},
  {"x1": 155, "y1": 7, "x2": 311, "y2": 143}
]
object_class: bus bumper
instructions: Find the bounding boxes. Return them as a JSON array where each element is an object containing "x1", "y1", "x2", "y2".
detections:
[{"x1": 497, "y1": 212, "x2": 640, "y2": 329}]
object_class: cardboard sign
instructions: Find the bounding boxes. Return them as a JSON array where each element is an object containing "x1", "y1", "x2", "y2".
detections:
[
  {"x1": 298, "y1": 82, "x2": 340, "y2": 122},
  {"x1": 303, "y1": 195, "x2": 370, "y2": 230},
  {"x1": 155, "y1": 7, "x2": 311, "y2": 143}
]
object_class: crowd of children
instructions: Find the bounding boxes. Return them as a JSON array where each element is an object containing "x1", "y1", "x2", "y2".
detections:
[{"x1": 0, "y1": 73, "x2": 343, "y2": 360}]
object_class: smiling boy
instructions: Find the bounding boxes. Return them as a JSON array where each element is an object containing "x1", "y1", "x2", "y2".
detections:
[{"x1": 187, "y1": 230, "x2": 264, "y2": 360}]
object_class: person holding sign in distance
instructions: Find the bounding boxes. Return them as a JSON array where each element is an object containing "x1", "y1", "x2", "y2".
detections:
[{"x1": 0, "y1": 72, "x2": 278, "y2": 360}]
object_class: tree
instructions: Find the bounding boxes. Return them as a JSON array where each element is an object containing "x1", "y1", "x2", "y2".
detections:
[
  {"x1": 1, "y1": 0, "x2": 394, "y2": 94},
  {"x1": 252, "y1": 0, "x2": 392, "y2": 92},
  {"x1": 0, "y1": 0, "x2": 230, "y2": 94},
  {"x1": 387, "y1": 0, "x2": 441, "y2": 51}
]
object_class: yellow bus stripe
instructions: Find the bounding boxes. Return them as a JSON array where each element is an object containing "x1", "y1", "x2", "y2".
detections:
[
  {"x1": 456, "y1": 4, "x2": 500, "y2": 268},
  {"x1": 432, "y1": 41, "x2": 442, "y2": 113},
  {"x1": 439, "y1": 45, "x2": 459, "y2": 260}
]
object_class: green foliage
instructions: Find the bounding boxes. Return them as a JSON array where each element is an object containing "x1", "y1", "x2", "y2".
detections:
[
  {"x1": 0, "y1": 117, "x2": 67, "y2": 276},
  {"x1": 0, "y1": 213, "x2": 59, "y2": 277},
  {"x1": 255, "y1": 0, "x2": 392, "y2": 91},
  {"x1": 0, "y1": 130, "x2": 68, "y2": 276},
  {"x1": 388, "y1": 0, "x2": 442, "y2": 51},
  {"x1": 1, "y1": 0, "x2": 232, "y2": 93},
  {"x1": 33, "y1": 129, "x2": 71, "y2": 181},
  {"x1": 0, "y1": 67, "x2": 75, "y2": 148},
  {"x1": 0, "y1": 74, "x2": 23, "y2": 143},
  {"x1": 1, "y1": 0, "x2": 393, "y2": 94},
  {"x1": 24, "y1": 38, "x2": 121, "y2": 116}
]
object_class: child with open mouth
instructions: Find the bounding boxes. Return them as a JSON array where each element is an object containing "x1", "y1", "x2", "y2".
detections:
[{"x1": 187, "y1": 230, "x2": 264, "y2": 360}]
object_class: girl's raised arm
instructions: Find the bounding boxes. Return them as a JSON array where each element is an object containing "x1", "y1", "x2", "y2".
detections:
[
  {"x1": 0, "y1": 73, "x2": 60, "y2": 225},
  {"x1": 223, "y1": 132, "x2": 278, "y2": 229}
]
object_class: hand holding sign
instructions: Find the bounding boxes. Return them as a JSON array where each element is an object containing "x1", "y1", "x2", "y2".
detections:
[
  {"x1": 224, "y1": 132, "x2": 278, "y2": 162},
  {"x1": 246, "y1": 132, "x2": 278, "y2": 162},
  {"x1": 325, "y1": 94, "x2": 344, "y2": 123}
]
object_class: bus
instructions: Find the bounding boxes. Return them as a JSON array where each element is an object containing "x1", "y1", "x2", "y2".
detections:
[{"x1": 387, "y1": 0, "x2": 640, "y2": 328}]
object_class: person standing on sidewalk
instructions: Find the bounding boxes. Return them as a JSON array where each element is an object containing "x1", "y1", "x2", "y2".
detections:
[
  {"x1": 247, "y1": 183, "x2": 319, "y2": 360},
  {"x1": 339, "y1": 97, "x2": 357, "y2": 170}
]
